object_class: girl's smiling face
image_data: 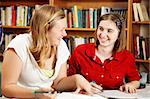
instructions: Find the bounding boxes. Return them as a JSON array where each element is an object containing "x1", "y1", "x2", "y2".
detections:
[
  {"x1": 97, "y1": 20, "x2": 120, "y2": 47},
  {"x1": 48, "y1": 18, "x2": 67, "y2": 46}
]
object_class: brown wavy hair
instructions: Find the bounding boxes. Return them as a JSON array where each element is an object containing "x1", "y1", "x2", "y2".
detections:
[{"x1": 95, "y1": 13, "x2": 126, "y2": 54}]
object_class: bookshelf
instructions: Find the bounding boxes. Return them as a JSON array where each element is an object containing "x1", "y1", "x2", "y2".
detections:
[
  {"x1": 0, "y1": 0, "x2": 129, "y2": 57},
  {"x1": 0, "y1": 0, "x2": 49, "y2": 61},
  {"x1": 130, "y1": 0, "x2": 150, "y2": 82},
  {"x1": 133, "y1": 21, "x2": 150, "y2": 24},
  {"x1": 1, "y1": 0, "x2": 128, "y2": 56},
  {"x1": 49, "y1": 0, "x2": 129, "y2": 52},
  {"x1": 131, "y1": 0, "x2": 149, "y2": 58},
  {"x1": 49, "y1": 0, "x2": 150, "y2": 82}
]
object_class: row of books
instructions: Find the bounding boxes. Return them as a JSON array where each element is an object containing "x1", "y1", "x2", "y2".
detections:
[
  {"x1": 0, "y1": 33, "x2": 16, "y2": 51},
  {"x1": 133, "y1": 3, "x2": 149, "y2": 21},
  {"x1": 0, "y1": 5, "x2": 41, "y2": 26},
  {"x1": 0, "y1": 32, "x2": 94, "y2": 54},
  {"x1": 1, "y1": 4, "x2": 127, "y2": 28},
  {"x1": 64, "y1": 36, "x2": 94, "y2": 53},
  {"x1": 1, "y1": 32, "x2": 149, "y2": 61},
  {"x1": 133, "y1": 35, "x2": 150, "y2": 60},
  {"x1": 64, "y1": 5, "x2": 127, "y2": 28}
]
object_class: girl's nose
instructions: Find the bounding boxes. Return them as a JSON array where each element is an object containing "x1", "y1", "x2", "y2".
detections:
[
  {"x1": 62, "y1": 30, "x2": 67, "y2": 37},
  {"x1": 100, "y1": 31, "x2": 107, "y2": 38}
]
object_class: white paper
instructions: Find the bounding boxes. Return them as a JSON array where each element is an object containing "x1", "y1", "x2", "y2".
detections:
[
  {"x1": 99, "y1": 85, "x2": 150, "y2": 99},
  {"x1": 57, "y1": 92, "x2": 106, "y2": 99},
  {"x1": 99, "y1": 90, "x2": 137, "y2": 99}
]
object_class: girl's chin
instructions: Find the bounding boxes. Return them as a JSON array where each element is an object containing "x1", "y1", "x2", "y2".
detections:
[
  {"x1": 100, "y1": 41, "x2": 107, "y2": 44},
  {"x1": 51, "y1": 40, "x2": 60, "y2": 46},
  {"x1": 54, "y1": 41, "x2": 60, "y2": 46},
  {"x1": 100, "y1": 42, "x2": 108, "y2": 46}
]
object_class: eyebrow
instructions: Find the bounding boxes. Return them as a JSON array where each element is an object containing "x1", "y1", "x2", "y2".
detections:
[{"x1": 98, "y1": 26, "x2": 113, "y2": 30}]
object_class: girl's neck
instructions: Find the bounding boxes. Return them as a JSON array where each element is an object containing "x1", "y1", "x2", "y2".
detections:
[{"x1": 97, "y1": 45, "x2": 113, "y2": 57}]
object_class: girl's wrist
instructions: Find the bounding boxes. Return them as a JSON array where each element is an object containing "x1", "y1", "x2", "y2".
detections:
[{"x1": 32, "y1": 90, "x2": 41, "y2": 99}]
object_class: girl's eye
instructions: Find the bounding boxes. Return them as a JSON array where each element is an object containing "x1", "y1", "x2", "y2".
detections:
[
  {"x1": 98, "y1": 26, "x2": 103, "y2": 31},
  {"x1": 108, "y1": 29, "x2": 113, "y2": 33}
]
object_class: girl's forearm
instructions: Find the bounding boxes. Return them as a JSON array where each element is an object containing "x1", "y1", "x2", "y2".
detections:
[
  {"x1": 53, "y1": 74, "x2": 81, "y2": 92},
  {"x1": 2, "y1": 84, "x2": 35, "y2": 98}
]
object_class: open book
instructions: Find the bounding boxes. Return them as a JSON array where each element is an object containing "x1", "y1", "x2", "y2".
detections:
[
  {"x1": 99, "y1": 87, "x2": 150, "y2": 99},
  {"x1": 57, "y1": 92, "x2": 106, "y2": 99},
  {"x1": 57, "y1": 85, "x2": 150, "y2": 99}
]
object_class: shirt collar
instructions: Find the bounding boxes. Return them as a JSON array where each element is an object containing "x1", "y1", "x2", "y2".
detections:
[
  {"x1": 85, "y1": 43, "x2": 124, "y2": 61},
  {"x1": 112, "y1": 50, "x2": 125, "y2": 61},
  {"x1": 85, "y1": 43, "x2": 96, "y2": 59}
]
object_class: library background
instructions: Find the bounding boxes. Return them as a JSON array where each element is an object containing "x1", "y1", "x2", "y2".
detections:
[{"x1": 0, "y1": 0, "x2": 149, "y2": 96}]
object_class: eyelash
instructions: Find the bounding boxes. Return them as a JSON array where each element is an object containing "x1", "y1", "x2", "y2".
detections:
[
  {"x1": 99, "y1": 27, "x2": 103, "y2": 31},
  {"x1": 108, "y1": 29, "x2": 113, "y2": 32},
  {"x1": 98, "y1": 27, "x2": 113, "y2": 33}
]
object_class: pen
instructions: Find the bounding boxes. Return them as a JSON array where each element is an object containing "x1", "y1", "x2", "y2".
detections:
[
  {"x1": 32, "y1": 91, "x2": 49, "y2": 94},
  {"x1": 32, "y1": 90, "x2": 56, "y2": 94},
  {"x1": 91, "y1": 80, "x2": 103, "y2": 92}
]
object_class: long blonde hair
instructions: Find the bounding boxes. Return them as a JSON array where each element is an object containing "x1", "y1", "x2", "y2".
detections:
[
  {"x1": 30, "y1": 5, "x2": 65, "y2": 68},
  {"x1": 95, "y1": 13, "x2": 126, "y2": 54}
]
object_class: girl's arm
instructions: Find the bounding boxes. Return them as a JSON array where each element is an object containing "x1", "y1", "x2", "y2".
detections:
[
  {"x1": 52, "y1": 62, "x2": 93, "y2": 95},
  {"x1": 2, "y1": 49, "x2": 54, "y2": 98},
  {"x1": 119, "y1": 80, "x2": 140, "y2": 93},
  {"x1": 2, "y1": 49, "x2": 35, "y2": 98}
]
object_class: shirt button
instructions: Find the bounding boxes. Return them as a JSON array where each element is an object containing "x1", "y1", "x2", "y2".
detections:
[
  {"x1": 101, "y1": 75, "x2": 104, "y2": 78},
  {"x1": 116, "y1": 76, "x2": 119, "y2": 79},
  {"x1": 85, "y1": 73, "x2": 88, "y2": 75},
  {"x1": 102, "y1": 66, "x2": 104, "y2": 68}
]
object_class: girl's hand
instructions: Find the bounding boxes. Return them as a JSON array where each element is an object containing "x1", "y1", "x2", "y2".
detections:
[
  {"x1": 73, "y1": 74, "x2": 93, "y2": 95},
  {"x1": 73, "y1": 74, "x2": 103, "y2": 95},
  {"x1": 35, "y1": 87, "x2": 57, "y2": 99},
  {"x1": 90, "y1": 81, "x2": 103, "y2": 94},
  {"x1": 119, "y1": 83, "x2": 137, "y2": 93}
]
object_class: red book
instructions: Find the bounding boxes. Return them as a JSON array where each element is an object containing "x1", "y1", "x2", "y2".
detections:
[
  {"x1": 133, "y1": 34, "x2": 138, "y2": 58},
  {"x1": 12, "y1": 6, "x2": 16, "y2": 26}
]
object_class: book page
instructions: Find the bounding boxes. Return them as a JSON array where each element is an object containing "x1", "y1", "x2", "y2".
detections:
[
  {"x1": 57, "y1": 92, "x2": 106, "y2": 99},
  {"x1": 99, "y1": 90, "x2": 137, "y2": 99},
  {"x1": 99, "y1": 85, "x2": 150, "y2": 99}
]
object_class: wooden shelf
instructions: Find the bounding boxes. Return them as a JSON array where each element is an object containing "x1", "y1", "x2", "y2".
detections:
[
  {"x1": 2, "y1": 26, "x2": 30, "y2": 34},
  {"x1": 2, "y1": 26, "x2": 128, "y2": 36},
  {"x1": 136, "y1": 59, "x2": 150, "y2": 63},
  {"x1": 66, "y1": 28, "x2": 128, "y2": 31},
  {"x1": 132, "y1": 21, "x2": 150, "y2": 25},
  {"x1": 2, "y1": 26, "x2": 128, "y2": 31},
  {"x1": 66, "y1": 28, "x2": 95, "y2": 37},
  {"x1": 2, "y1": 25, "x2": 30, "y2": 29},
  {"x1": 0, "y1": 0, "x2": 49, "y2": 6},
  {"x1": 52, "y1": 0, "x2": 128, "y2": 9},
  {"x1": 66, "y1": 28, "x2": 95, "y2": 31}
]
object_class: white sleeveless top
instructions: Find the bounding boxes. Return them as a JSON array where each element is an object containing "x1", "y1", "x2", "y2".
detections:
[{"x1": 6, "y1": 33, "x2": 70, "y2": 90}]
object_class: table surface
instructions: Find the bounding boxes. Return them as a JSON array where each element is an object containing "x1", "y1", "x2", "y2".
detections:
[
  {"x1": 57, "y1": 84, "x2": 150, "y2": 99},
  {"x1": 2, "y1": 85, "x2": 150, "y2": 99}
]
